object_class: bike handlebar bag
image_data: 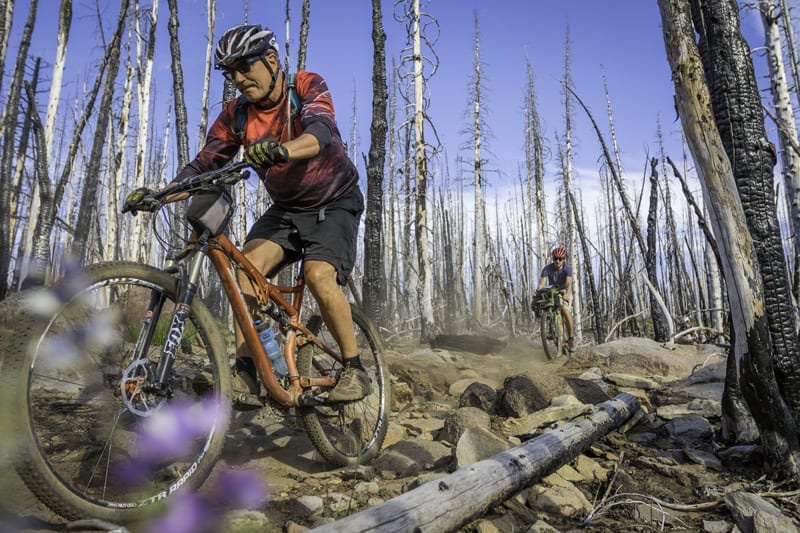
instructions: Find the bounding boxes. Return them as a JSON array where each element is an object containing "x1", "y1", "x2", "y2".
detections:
[{"x1": 186, "y1": 184, "x2": 234, "y2": 236}]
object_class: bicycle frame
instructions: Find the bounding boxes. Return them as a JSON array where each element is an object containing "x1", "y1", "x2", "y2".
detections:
[
  {"x1": 204, "y1": 231, "x2": 341, "y2": 407},
  {"x1": 126, "y1": 162, "x2": 345, "y2": 409}
]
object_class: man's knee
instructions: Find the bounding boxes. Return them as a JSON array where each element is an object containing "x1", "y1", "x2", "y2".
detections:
[{"x1": 304, "y1": 261, "x2": 338, "y2": 291}]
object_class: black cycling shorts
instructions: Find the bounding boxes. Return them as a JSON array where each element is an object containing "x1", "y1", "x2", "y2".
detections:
[{"x1": 245, "y1": 186, "x2": 364, "y2": 285}]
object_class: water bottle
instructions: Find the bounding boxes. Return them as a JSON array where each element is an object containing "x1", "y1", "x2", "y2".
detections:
[{"x1": 255, "y1": 320, "x2": 287, "y2": 378}]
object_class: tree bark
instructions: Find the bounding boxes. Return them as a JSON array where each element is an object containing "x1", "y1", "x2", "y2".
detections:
[
  {"x1": 690, "y1": 0, "x2": 800, "y2": 428},
  {"x1": 759, "y1": 0, "x2": 800, "y2": 306},
  {"x1": 409, "y1": 0, "x2": 434, "y2": 340},
  {"x1": 69, "y1": 0, "x2": 128, "y2": 263},
  {"x1": 659, "y1": 0, "x2": 800, "y2": 475},
  {"x1": 0, "y1": 0, "x2": 36, "y2": 298},
  {"x1": 0, "y1": 0, "x2": 14, "y2": 98},
  {"x1": 363, "y1": 0, "x2": 388, "y2": 326},
  {"x1": 646, "y1": 157, "x2": 670, "y2": 341}
]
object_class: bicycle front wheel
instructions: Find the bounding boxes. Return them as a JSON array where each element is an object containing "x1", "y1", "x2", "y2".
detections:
[
  {"x1": 540, "y1": 310, "x2": 565, "y2": 361},
  {"x1": 297, "y1": 304, "x2": 390, "y2": 466},
  {"x1": 2, "y1": 262, "x2": 231, "y2": 523}
]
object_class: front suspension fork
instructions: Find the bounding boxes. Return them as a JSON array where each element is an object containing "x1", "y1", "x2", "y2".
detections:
[{"x1": 125, "y1": 249, "x2": 206, "y2": 400}]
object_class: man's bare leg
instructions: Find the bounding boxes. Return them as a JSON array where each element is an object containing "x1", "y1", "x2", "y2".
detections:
[
  {"x1": 303, "y1": 260, "x2": 357, "y2": 357},
  {"x1": 304, "y1": 259, "x2": 369, "y2": 401}
]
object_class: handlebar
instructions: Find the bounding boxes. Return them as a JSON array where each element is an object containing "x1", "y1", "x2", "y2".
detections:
[
  {"x1": 158, "y1": 161, "x2": 251, "y2": 200},
  {"x1": 125, "y1": 161, "x2": 252, "y2": 213}
]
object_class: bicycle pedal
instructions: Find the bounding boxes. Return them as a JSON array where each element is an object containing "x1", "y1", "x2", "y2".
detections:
[{"x1": 232, "y1": 392, "x2": 264, "y2": 411}]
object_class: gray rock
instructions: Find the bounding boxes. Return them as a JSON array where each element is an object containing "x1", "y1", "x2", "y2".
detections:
[
  {"x1": 634, "y1": 502, "x2": 681, "y2": 526},
  {"x1": 439, "y1": 406, "x2": 491, "y2": 445},
  {"x1": 326, "y1": 492, "x2": 355, "y2": 514},
  {"x1": 500, "y1": 396, "x2": 592, "y2": 437},
  {"x1": 335, "y1": 464, "x2": 376, "y2": 481},
  {"x1": 287, "y1": 495, "x2": 324, "y2": 519},
  {"x1": 402, "y1": 415, "x2": 445, "y2": 438},
  {"x1": 717, "y1": 445, "x2": 761, "y2": 466},
  {"x1": 664, "y1": 414, "x2": 712, "y2": 446},
  {"x1": 527, "y1": 479, "x2": 592, "y2": 518},
  {"x1": 725, "y1": 491, "x2": 800, "y2": 533},
  {"x1": 657, "y1": 398, "x2": 721, "y2": 420},
  {"x1": 224, "y1": 509, "x2": 273, "y2": 531},
  {"x1": 565, "y1": 376, "x2": 610, "y2": 404},
  {"x1": 684, "y1": 448, "x2": 723, "y2": 471},
  {"x1": 372, "y1": 438, "x2": 452, "y2": 477},
  {"x1": 499, "y1": 375, "x2": 549, "y2": 417},
  {"x1": 702, "y1": 519, "x2": 733, "y2": 533},
  {"x1": 455, "y1": 426, "x2": 511, "y2": 468},
  {"x1": 685, "y1": 360, "x2": 726, "y2": 385},
  {"x1": 459, "y1": 381, "x2": 498, "y2": 413},
  {"x1": 628, "y1": 431, "x2": 658, "y2": 443},
  {"x1": 605, "y1": 373, "x2": 662, "y2": 389},
  {"x1": 527, "y1": 520, "x2": 561, "y2": 532}
]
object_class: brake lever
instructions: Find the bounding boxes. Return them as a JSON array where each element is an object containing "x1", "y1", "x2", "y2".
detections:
[{"x1": 219, "y1": 168, "x2": 251, "y2": 186}]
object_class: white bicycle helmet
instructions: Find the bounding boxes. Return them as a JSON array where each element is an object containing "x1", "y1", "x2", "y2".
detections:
[{"x1": 214, "y1": 24, "x2": 278, "y2": 69}]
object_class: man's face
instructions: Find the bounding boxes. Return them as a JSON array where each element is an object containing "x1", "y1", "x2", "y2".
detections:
[
  {"x1": 553, "y1": 257, "x2": 565, "y2": 270},
  {"x1": 223, "y1": 53, "x2": 280, "y2": 103}
]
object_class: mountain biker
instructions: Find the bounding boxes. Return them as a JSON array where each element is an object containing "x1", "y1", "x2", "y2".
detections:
[
  {"x1": 132, "y1": 24, "x2": 369, "y2": 403},
  {"x1": 537, "y1": 246, "x2": 575, "y2": 352}
]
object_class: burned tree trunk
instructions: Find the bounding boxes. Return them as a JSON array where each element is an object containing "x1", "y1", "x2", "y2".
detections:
[
  {"x1": 646, "y1": 157, "x2": 670, "y2": 342},
  {"x1": 69, "y1": 0, "x2": 128, "y2": 263},
  {"x1": 689, "y1": 0, "x2": 800, "y2": 429},
  {"x1": 659, "y1": 0, "x2": 800, "y2": 476},
  {"x1": 362, "y1": 0, "x2": 388, "y2": 327}
]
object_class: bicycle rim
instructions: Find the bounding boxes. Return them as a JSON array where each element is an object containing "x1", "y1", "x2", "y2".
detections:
[
  {"x1": 297, "y1": 304, "x2": 390, "y2": 466},
  {"x1": 10, "y1": 262, "x2": 230, "y2": 522}
]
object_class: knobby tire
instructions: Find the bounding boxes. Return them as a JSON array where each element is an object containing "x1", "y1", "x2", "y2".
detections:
[
  {"x1": 540, "y1": 310, "x2": 565, "y2": 361},
  {"x1": 1, "y1": 262, "x2": 231, "y2": 523},
  {"x1": 297, "y1": 304, "x2": 390, "y2": 466}
]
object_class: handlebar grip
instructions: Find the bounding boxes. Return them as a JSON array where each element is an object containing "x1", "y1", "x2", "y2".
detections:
[{"x1": 163, "y1": 191, "x2": 190, "y2": 203}]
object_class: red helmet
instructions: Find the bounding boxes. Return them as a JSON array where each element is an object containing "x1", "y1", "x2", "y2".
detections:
[{"x1": 551, "y1": 246, "x2": 567, "y2": 259}]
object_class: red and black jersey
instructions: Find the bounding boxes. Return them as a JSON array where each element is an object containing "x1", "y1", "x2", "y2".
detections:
[{"x1": 177, "y1": 70, "x2": 359, "y2": 209}]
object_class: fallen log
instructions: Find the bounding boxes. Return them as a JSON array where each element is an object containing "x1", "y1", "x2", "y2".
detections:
[{"x1": 311, "y1": 393, "x2": 641, "y2": 533}]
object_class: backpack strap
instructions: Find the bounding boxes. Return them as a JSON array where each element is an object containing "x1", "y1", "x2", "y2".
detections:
[
  {"x1": 286, "y1": 72, "x2": 301, "y2": 116},
  {"x1": 232, "y1": 95, "x2": 249, "y2": 143},
  {"x1": 232, "y1": 74, "x2": 302, "y2": 144}
]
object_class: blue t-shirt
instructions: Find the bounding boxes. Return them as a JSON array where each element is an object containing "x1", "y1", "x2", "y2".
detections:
[{"x1": 540, "y1": 262, "x2": 573, "y2": 289}]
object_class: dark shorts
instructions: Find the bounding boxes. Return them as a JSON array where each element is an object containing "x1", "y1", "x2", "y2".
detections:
[{"x1": 245, "y1": 187, "x2": 364, "y2": 285}]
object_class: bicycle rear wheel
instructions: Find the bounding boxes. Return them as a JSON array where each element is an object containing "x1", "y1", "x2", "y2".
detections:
[
  {"x1": 2, "y1": 262, "x2": 230, "y2": 522},
  {"x1": 540, "y1": 310, "x2": 565, "y2": 360},
  {"x1": 297, "y1": 304, "x2": 390, "y2": 466}
]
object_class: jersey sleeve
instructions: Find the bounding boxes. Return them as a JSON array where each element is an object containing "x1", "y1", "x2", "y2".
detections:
[
  {"x1": 175, "y1": 100, "x2": 241, "y2": 181},
  {"x1": 296, "y1": 70, "x2": 340, "y2": 145}
]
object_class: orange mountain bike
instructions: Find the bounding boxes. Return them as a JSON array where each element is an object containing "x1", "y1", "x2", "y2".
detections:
[{"x1": 2, "y1": 162, "x2": 390, "y2": 522}]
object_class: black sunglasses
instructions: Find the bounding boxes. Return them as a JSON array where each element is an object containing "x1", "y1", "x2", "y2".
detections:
[
  {"x1": 221, "y1": 55, "x2": 263, "y2": 81},
  {"x1": 553, "y1": 257, "x2": 565, "y2": 262}
]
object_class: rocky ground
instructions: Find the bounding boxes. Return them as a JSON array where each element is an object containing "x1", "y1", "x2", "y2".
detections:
[{"x1": 8, "y1": 335, "x2": 800, "y2": 532}]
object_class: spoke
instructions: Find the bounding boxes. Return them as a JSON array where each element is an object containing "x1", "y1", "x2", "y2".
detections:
[{"x1": 86, "y1": 408, "x2": 127, "y2": 497}]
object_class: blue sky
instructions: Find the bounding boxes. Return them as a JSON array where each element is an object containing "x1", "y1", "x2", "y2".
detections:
[{"x1": 5, "y1": 1, "x2": 774, "y2": 212}]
